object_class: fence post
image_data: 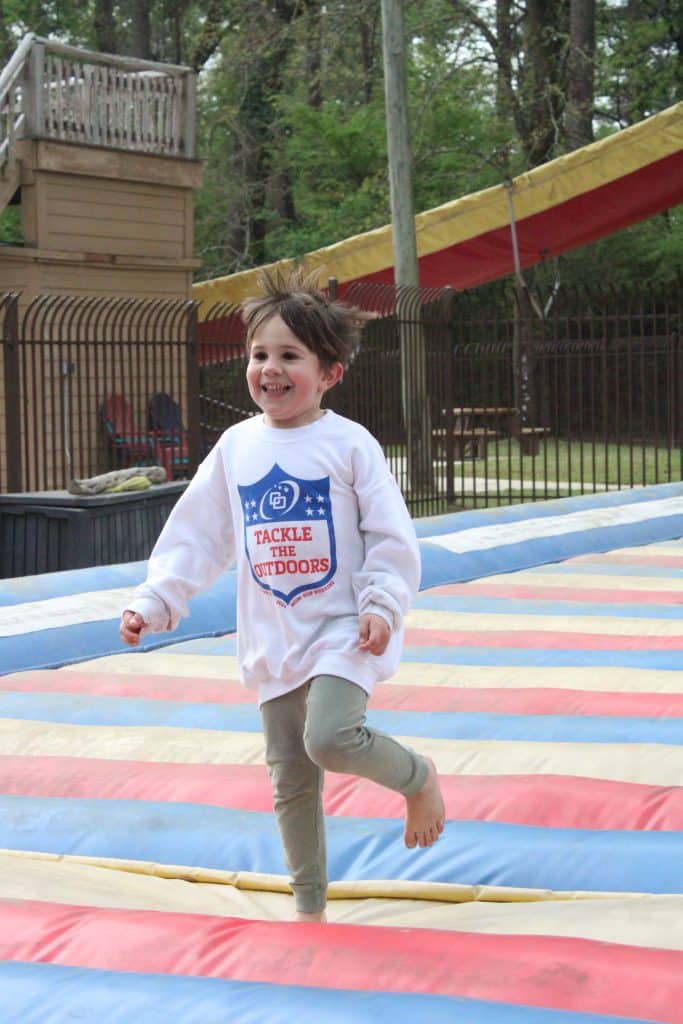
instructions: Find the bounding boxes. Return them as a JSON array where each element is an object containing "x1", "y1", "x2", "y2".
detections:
[
  {"x1": 185, "y1": 303, "x2": 201, "y2": 475},
  {"x1": 3, "y1": 294, "x2": 23, "y2": 492},
  {"x1": 25, "y1": 39, "x2": 46, "y2": 137}
]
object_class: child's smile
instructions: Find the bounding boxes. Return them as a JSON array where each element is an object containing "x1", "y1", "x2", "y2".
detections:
[{"x1": 247, "y1": 315, "x2": 342, "y2": 428}]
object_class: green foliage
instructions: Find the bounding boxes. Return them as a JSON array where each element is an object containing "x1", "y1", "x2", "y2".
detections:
[
  {"x1": 1, "y1": 0, "x2": 680, "y2": 288},
  {"x1": 0, "y1": 206, "x2": 22, "y2": 245}
]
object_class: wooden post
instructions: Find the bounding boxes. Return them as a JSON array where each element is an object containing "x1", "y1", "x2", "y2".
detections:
[
  {"x1": 183, "y1": 70, "x2": 196, "y2": 159},
  {"x1": 26, "y1": 39, "x2": 45, "y2": 137},
  {"x1": 380, "y1": 0, "x2": 433, "y2": 500},
  {"x1": 381, "y1": 0, "x2": 418, "y2": 289}
]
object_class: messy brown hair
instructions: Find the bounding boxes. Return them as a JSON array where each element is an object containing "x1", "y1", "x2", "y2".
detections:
[{"x1": 240, "y1": 266, "x2": 372, "y2": 369}]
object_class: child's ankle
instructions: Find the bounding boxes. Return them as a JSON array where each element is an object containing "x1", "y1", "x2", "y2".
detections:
[{"x1": 294, "y1": 908, "x2": 327, "y2": 922}]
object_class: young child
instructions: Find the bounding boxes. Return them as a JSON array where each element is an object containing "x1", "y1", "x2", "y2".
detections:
[{"x1": 120, "y1": 268, "x2": 445, "y2": 922}]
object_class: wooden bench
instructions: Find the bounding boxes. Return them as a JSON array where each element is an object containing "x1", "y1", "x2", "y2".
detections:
[
  {"x1": 433, "y1": 427, "x2": 500, "y2": 460},
  {"x1": 516, "y1": 426, "x2": 551, "y2": 455}
]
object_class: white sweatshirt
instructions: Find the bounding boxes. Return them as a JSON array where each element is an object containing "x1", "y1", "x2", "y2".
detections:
[{"x1": 127, "y1": 409, "x2": 421, "y2": 704}]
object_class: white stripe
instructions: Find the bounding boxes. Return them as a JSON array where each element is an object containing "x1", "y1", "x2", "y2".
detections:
[
  {"x1": 3, "y1": 497, "x2": 680, "y2": 639},
  {"x1": 0, "y1": 718, "x2": 680, "y2": 784},
  {"x1": 0, "y1": 853, "x2": 681, "y2": 949},
  {"x1": 405, "y1": 608, "x2": 683, "y2": 636},
  {"x1": 480, "y1": 571, "x2": 683, "y2": 591},
  {"x1": 0, "y1": 587, "x2": 137, "y2": 637},
  {"x1": 429, "y1": 496, "x2": 683, "y2": 555},
  {"x1": 63, "y1": 654, "x2": 683, "y2": 692}
]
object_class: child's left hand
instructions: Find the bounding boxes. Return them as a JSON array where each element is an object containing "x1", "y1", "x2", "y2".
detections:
[{"x1": 359, "y1": 613, "x2": 391, "y2": 655}]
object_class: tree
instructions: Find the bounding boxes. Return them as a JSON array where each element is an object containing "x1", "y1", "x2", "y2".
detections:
[
  {"x1": 129, "y1": 0, "x2": 152, "y2": 58},
  {"x1": 93, "y1": 0, "x2": 117, "y2": 54},
  {"x1": 566, "y1": 0, "x2": 596, "y2": 149}
]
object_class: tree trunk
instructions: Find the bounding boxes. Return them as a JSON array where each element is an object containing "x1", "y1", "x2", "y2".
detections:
[
  {"x1": 566, "y1": 0, "x2": 595, "y2": 150},
  {"x1": 129, "y1": 0, "x2": 153, "y2": 59},
  {"x1": 495, "y1": 0, "x2": 514, "y2": 175},
  {"x1": 305, "y1": 0, "x2": 323, "y2": 109},
  {"x1": 519, "y1": 0, "x2": 568, "y2": 166},
  {"x1": 359, "y1": 9, "x2": 378, "y2": 105},
  {"x1": 93, "y1": 0, "x2": 117, "y2": 54}
]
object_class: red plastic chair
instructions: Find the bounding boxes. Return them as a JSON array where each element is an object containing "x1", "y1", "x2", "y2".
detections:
[{"x1": 101, "y1": 394, "x2": 156, "y2": 468}]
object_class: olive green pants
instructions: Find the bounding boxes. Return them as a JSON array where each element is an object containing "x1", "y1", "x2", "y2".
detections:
[{"x1": 260, "y1": 674, "x2": 428, "y2": 913}]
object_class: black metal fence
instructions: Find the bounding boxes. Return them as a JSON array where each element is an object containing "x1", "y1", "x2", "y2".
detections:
[{"x1": 1, "y1": 282, "x2": 681, "y2": 515}]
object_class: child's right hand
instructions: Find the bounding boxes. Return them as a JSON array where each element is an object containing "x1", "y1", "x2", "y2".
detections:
[{"x1": 119, "y1": 610, "x2": 147, "y2": 646}]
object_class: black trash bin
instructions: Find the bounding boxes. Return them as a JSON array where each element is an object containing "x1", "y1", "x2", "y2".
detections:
[{"x1": 0, "y1": 481, "x2": 188, "y2": 578}]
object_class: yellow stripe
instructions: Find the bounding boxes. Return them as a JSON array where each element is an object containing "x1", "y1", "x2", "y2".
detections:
[
  {"x1": 406, "y1": 608, "x2": 683, "y2": 636},
  {"x1": 1, "y1": 719, "x2": 680, "y2": 784},
  {"x1": 596, "y1": 542, "x2": 683, "y2": 557},
  {"x1": 193, "y1": 102, "x2": 682, "y2": 311},
  {"x1": 8, "y1": 849, "x2": 683, "y2": 944},
  {"x1": 4, "y1": 849, "x2": 680, "y2": 945},
  {"x1": 61, "y1": 653, "x2": 243, "y2": 678},
  {"x1": 62, "y1": 655, "x2": 683, "y2": 692},
  {"x1": 479, "y1": 571, "x2": 683, "y2": 591}
]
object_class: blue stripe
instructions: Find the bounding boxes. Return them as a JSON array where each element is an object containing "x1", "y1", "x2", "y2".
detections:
[
  {"x1": 2, "y1": 484, "x2": 682, "y2": 676},
  {"x1": 401, "y1": 645, "x2": 683, "y2": 669},
  {"x1": 0, "y1": 962, "x2": 657, "y2": 1024},
  {"x1": 419, "y1": 512, "x2": 683, "y2": 589},
  {"x1": 144, "y1": 631, "x2": 683, "y2": 670},
  {"x1": 0, "y1": 560, "x2": 149, "y2": 606},
  {"x1": 1, "y1": 796, "x2": 681, "y2": 894},
  {"x1": 156, "y1": 634, "x2": 683, "y2": 670},
  {"x1": 0, "y1": 589, "x2": 238, "y2": 676},
  {"x1": 412, "y1": 594, "x2": 683, "y2": 618},
  {"x1": 414, "y1": 481, "x2": 683, "y2": 537},
  {"x1": 2, "y1": 692, "x2": 681, "y2": 744}
]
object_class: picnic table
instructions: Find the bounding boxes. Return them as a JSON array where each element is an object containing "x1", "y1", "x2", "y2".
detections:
[
  {"x1": 433, "y1": 407, "x2": 516, "y2": 459},
  {"x1": 433, "y1": 407, "x2": 550, "y2": 458}
]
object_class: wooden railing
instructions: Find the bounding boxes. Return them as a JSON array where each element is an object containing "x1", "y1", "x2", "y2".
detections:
[
  {"x1": 0, "y1": 33, "x2": 196, "y2": 180},
  {"x1": 0, "y1": 34, "x2": 33, "y2": 179}
]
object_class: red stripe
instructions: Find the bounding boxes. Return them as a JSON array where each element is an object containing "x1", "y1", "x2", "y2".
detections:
[
  {"x1": 5, "y1": 672, "x2": 681, "y2": 716},
  {"x1": 2, "y1": 899, "x2": 681, "y2": 1021},
  {"x1": 336, "y1": 152, "x2": 683, "y2": 293},
  {"x1": 404, "y1": 627, "x2": 683, "y2": 650},
  {"x1": 427, "y1": 582, "x2": 683, "y2": 605},
  {"x1": 371, "y1": 685, "x2": 683, "y2": 717},
  {"x1": 0, "y1": 671, "x2": 254, "y2": 705},
  {"x1": 3, "y1": 757, "x2": 682, "y2": 830}
]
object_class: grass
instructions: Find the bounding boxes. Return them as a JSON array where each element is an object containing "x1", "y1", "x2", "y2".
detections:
[
  {"x1": 389, "y1": 437, "x2": 681, "y2": 514},
  {"x1": 479, "y1": 438, "x2": 681, "y2": 488}
]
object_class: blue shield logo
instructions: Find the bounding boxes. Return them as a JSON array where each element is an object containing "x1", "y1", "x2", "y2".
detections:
[{"x1": 238, "y1": 464, "x2": 337, "y2": 604}]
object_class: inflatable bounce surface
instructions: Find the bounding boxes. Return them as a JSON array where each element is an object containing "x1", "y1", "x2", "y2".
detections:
[{"x1": 1, "y1": 483, "x2": 682, "y2": 1022}]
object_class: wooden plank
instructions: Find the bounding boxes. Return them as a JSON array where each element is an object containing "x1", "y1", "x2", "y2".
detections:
[
  {"x1": 48, "y1": 198, "x2": 186, "y2": 227},
  {"x1": 45, "y1": 178, "x2": 187, "y2": 211}
]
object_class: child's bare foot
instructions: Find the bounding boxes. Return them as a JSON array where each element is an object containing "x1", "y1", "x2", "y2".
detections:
[
  {"x1": 294, "y1": 909, "x2": 327, "y2": 923},
  {"x1": 404, "y1": 757, "x2": 445, "y2": 849}
]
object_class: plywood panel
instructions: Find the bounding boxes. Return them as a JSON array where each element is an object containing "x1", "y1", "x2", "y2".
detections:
[
  {"x1": 36, "y1": 174, "x2": 190, "y2": 257},
  {"x1": 50, "y1": 199, "x2": 186, "y2": 227},
  {"x1": 48, "y1": 182, "x2": 187, "y2": 213},
  {"x1": 42, "y1": 266, "x2": 191, "y2": 297}
]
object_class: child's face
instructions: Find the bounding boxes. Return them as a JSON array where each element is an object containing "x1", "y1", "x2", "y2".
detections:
[{"x1": 246, "y1": 314, "x2": 342, "y2": 429}]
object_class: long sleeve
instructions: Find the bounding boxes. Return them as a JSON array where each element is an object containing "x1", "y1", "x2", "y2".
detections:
[
  {"x1": 127, "y1": 442, "x2": 236, "y2": 633},
  {"x1": 350, "y1": 436, "x2": 421, "y2": 630}
]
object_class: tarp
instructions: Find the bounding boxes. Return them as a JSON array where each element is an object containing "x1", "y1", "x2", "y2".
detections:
[{"x1": 192, "y1": 102, "x2": 683, "y2": 315}]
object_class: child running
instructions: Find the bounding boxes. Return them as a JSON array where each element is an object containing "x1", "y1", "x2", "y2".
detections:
[{"x1": 119, "y1": 268, "x2": 446, "y2": 921}]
